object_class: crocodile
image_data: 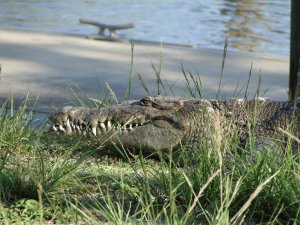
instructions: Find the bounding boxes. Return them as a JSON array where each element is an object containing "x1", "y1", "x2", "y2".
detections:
[{"x1": 48, "y1": 95, "x2": 300, "y2": 155}]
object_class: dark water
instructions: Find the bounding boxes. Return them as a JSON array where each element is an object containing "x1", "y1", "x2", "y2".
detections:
[{"x1": 0, "y1": 0, "x2": 290, "y2": 56}]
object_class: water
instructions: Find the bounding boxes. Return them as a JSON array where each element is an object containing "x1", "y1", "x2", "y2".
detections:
[{"x1": 0, "y1": 0, "x2": 290, "y2": 56}]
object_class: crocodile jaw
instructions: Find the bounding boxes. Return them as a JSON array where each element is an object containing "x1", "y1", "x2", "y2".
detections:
[{"x1": 48, "y1": 104, "x2": 186, "y2": 151}]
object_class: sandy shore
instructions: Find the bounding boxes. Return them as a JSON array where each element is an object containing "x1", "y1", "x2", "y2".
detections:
[{"x1": 0, "y1": 29, "x2": 289, "y2": 113}]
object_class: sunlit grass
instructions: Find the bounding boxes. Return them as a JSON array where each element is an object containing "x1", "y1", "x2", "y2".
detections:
[{"x1": 2, "y1": 118, "x2": 299, "y2": 224}]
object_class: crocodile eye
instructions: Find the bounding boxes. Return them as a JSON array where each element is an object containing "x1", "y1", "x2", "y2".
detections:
[{"x1": 140, "y1": 98, "x2": 152, "y2": 106}]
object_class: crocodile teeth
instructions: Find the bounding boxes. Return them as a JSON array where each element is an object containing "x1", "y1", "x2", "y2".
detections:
[
  {"x1": 107, "y1": 120, "x2": 112, "y2": 131},
  {"x1": 124, "y1": 124, "x2": 132, "y2": 130},
  {"x1": 52, "y1": 125, "x2": 58, "y2": 132},
  {"x1": 92, "y1": 127, "x2": 97, "y2": 136},
  {"x1": 70, "y1": 121, "x2": 75, "y2": 129},
  {"x1": 65, "y1": 119, "x2": 72, "y2": 133},
  {"x1": 76, "y1": 125, "x2": 81, "y2": 131},
  {"x1": 66, "y1": 119, "x2": 71, "y2": 128},
  {"x1": 59, "y1": 125, "x2": 65, "y2": 132},
  {"x1": 121, "y1": 123, "x2": 129, "y2": 130},
  {"x1": 100, "y1": 122, "x2": 106, "y2": 131}
]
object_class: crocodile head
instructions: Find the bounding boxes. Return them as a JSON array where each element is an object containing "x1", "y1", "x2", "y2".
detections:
[{"x1": 48, "y1": 96, "x2": 210, "y2": 152}]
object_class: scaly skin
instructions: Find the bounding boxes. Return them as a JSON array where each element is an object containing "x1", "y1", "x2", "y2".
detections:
[{"x1": 48, "y1": 95, "x2": 300, "y2": 153}]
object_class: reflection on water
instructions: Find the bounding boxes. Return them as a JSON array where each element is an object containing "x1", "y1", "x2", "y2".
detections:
[
  {"x1": 221, "y1": 0, "x2": 289, "y2": 54},
  {"x1": 0, "y1": 0, "x2": 290, "y2": 56},
  {"x1": 221, "y1": 0, "x2": 265, "y2": 52}
]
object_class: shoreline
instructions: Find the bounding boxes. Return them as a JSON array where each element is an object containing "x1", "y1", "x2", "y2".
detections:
[{"x1": 1, "y1": 27, "x2": 289, "y2": 60}]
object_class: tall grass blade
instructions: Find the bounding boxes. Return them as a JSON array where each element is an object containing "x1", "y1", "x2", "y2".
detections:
[
  {"x1": 137, "y1": 73, "x2": 150, "y2": 95},
  {"x1": 277, "y1": 127, "x2": 300, "y2": 143},
  {"x1": 230, "y1": 170, "x2": 280, "y2": 224},
  {"x1": 255, "y1": 69, "x2": 262, "y2": 98},
  {"x1": 105, "y1": 82, "x2": 118, "y2": 104},
  {"x1": 217, "y1": 37, "x2": 228, "y2": 98},
  {"x1": 184, "y1": 170, "x2": 220, "y2": 215},
  {"x1": 66, "y1": 85, "x2": 88, "y2": 106},
  {"x1": 151, "y1": 43, "x2": 166, "y2": 95},
  {"x1": 244, "y1": 62, "x2": 253, "y2": 99},
  {"x1": 125, "y1": 40, "x2": 135, "y2": 100},
  {"x1": 181, "y1": 64, "x2": 195, "y2": 98},
  {"x1": 181, "y1": 64, "x2": 203, "y2": 98}
]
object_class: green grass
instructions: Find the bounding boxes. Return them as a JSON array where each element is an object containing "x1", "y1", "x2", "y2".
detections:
[{"x1": 0, "y1": 47, "x2": 300, "y2": 224}]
